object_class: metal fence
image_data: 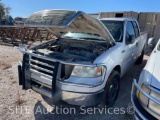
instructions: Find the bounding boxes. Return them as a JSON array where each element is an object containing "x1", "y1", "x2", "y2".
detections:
[{"x1": 0, "y1": 26, "x2": 55, "y2": 46}]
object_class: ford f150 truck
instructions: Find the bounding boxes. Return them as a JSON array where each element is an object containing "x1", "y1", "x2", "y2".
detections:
[
  {"x1": 131, "y1": 39, "x2": 160, "y2": 120},
  {"x1": 18, "y1": 10, "x2": 148, "y2": 106}
]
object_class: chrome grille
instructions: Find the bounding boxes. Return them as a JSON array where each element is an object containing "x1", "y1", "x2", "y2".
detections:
[
  {"x1": 30, "y1": 56, "x2": 56, "y2": 77},
  {"x1": 29, "y1": 55, "x2": 59, "y2": 97}
]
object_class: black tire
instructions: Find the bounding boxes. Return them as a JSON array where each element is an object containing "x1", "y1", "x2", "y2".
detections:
[
  {"x1": 100, "y1": 70, "x2": 120, "y2": 107},
  {"x1": 135, "y1": 49, "x2": 144, "y2": 65}
]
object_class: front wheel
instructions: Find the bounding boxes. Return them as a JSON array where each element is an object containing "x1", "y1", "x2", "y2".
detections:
[{"x1": 100, "y1": 70, "x2": 120, "y2": 107}]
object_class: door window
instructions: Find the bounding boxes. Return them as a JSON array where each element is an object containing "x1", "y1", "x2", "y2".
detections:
[
  {"x1": 132, "y1": 21, "x2": 140, "y2": 38},
  {"x1": 126, "y1": 21, "x2": 135, "y2": 43}
]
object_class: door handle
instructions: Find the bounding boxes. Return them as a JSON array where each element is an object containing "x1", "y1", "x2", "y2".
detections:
[{"x1": 122, "y1": 50, "x2": 125, "y2": 53}]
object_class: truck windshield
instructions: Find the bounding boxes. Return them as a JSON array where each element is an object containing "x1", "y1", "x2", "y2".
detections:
[
  {"x1": 62, "y1": 33, "x2": 106, "y2": 41},
  {"x1": 101, "y1": 20, "x2": 123, "y2": 42}
]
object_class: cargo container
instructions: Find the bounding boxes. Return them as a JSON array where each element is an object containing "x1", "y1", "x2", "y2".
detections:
[
  {"x1": 88, "y1": 13, "x2": 100, "y2": 18},
  {"x1": 99, "y1": 11, "x2": 139, "y2": 19},
  {"x1": 138, "y1": 12, "x2": 160, "y2": 43},
  {"x1": 138, "y1": 13, "x2": 155, "y2": 38},
  {"x1": 153, "y1": 13, "x2": 160, "y2": 42}
]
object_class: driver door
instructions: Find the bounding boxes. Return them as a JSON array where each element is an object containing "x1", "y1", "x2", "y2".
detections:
[{"x1": 121, "y1": 21, "x2": 136, "y2": 75}]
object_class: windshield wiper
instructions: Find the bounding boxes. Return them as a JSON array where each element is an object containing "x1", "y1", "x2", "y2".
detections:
[
  {"x1": 78, "y1": 37, "x2": 106, "y2": 41},
  {"x1": 61, "y1": 36, "x2": 77, "y2": 39},
  {"x1": 61, "y1": 36, "x2": 106, "y2": 41}
]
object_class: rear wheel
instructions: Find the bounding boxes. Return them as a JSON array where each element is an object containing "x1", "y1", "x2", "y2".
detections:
[
  {"x1": 135, "y1": 49, "x2": 144, "y2": 65},
  {"x1": 100, "y1": 70, "x2": 120, "y2": 107}
]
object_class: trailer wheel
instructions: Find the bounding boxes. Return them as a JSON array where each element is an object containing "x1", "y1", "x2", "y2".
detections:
[
  {"x1": 100, "y1": 70, "x2": 120, "y2": 107},
  {"x1": 135, "y1": 49, "x2": 144, "y2": 65}
]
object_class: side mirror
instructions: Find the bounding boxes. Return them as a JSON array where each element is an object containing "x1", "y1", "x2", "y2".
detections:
[
  {"x1": 128, "y1": 35, "x2": 135, "y2": 44},
  {"x1": 148, "y1": 37, "x2": 155, "y2": 48}
]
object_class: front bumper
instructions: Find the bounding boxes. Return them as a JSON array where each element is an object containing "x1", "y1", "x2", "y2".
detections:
[
  {"x1": 18, "y1": 45, "x2": 106, "y2": 106},
  {"x1": 61, "y1": 90, "x2": 103, "y2": 106},
  {"x1": 131, "y1": 79, "x2": 158, "y2": 120},
  {"x1": 18, "y1": 61, "x2": 103, "y2": 106}
]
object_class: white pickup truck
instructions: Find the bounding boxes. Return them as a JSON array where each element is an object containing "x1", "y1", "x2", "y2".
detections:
[
  {"x1": 131, "y1": 39, "x2": 160, "y2": 120},
  {"x1": 18, "y1": 10, "x2": 147, "y2": 106}
]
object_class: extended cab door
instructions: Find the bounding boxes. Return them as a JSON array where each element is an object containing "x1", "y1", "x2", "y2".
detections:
[
  {"x1": 132, "y1": 21, "x2": 141, "y2": 61},
  {"x1": 121, "y1": 21, "x2": 137, "y2": 74}
]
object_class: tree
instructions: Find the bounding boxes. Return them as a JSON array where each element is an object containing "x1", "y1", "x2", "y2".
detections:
[
  {"x1": 0, "y1": 0, "x2": 11, "y2": 19},
  {"x1": 0, "y1": 2, "x2": 5, "y2": 19},
  {"x1": 4, "y1": 6, "x2": 11, "y2": 16}
]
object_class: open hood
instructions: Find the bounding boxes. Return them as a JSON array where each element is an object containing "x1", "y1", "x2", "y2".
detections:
[{"x1": 25, "y1": 10, "x2": 115, "y2": 45}]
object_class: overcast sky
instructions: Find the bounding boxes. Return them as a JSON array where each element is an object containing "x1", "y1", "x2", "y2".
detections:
[{"x1": 2, "y1": 0, "x2": 160, "y2": 18}]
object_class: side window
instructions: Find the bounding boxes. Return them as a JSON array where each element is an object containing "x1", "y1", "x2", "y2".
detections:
[
  {"x1": 126, "y1": 21, "x2": 135, "y2": 36},
  {"x1": 126, "y1": 21, "x2": 135, "y2": 43},
  {"x1": 132, "y1": 21, "x2": 140, "y2": 38}
]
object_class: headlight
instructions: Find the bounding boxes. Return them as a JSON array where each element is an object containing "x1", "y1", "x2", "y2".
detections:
[
  {"x1": 148, "y1": 91, "x2": 160, "y2": 116},
  {"x1": 138, "y1": 84, "x2": 160, "y2": 117},
  {"x1": 71, "y1": 66, "x2": 103, "y2": 78},
  {"x1": 138, "y1": 84, "x2": 150, "y2": 106}
]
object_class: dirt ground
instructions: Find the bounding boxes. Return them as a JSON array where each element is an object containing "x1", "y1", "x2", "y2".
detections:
[{"x1": 0, "y1": 45, "x2": 150, "y2": 120}]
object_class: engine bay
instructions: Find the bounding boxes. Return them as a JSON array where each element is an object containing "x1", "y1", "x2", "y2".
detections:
[{"x1": 31, "y1": 38, "x2": 111, "y2": 63}]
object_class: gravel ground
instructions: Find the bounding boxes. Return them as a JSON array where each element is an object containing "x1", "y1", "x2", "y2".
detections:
[{"x1": 0, "y1": 45, "x2": 150, "y2": 120}]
